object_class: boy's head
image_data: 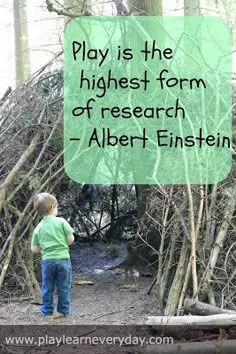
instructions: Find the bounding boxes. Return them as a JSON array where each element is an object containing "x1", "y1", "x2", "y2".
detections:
[{"x1": 34, "y1": 193, "x2": 58, "y2": 217}]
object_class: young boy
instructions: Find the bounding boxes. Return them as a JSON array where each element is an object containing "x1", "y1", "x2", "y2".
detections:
[{"x1": 31, "y1": 192, "x2": 74, "y2": 318}]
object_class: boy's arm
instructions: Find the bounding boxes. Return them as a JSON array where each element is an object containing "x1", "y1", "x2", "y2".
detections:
[
  {"x1": 62, "y1": 219, "x2": 75, "y2": 246},
  {"x1": 67, "y1": 234, "x2": 74, "y2": 246},
  {"x1": 31, "y1": 245, "x2": 41, "y2": 254},
  {"x1": 31, "y1": 230, "x2": 41, "y2": 253}
]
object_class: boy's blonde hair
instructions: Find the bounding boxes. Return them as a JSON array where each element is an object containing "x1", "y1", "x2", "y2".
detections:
[{"x1": 34, "y1": 193, "x2": 57, "y2": 217}]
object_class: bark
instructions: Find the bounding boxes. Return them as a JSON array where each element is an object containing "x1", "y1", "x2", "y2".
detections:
[
  {"x1": 0, "y1": 87, "x2": 12, "y2": 106},
  {"x1": 184, "y1": 298, "x2": 236, "y2": 316},
  {"x1": 13, "y1": 0, "x2": 31, "y2": 85},
  {"x1": 204, "y1": 184, "x2": 218, "y2": 250},
  {"x1": 187, "y1": 184, "x2": 198, "y2": 300},
  {"x1": 0, "y1": 105, "x2": 46, "y2": 213},
  {"x1": 202, "y1": 186, "x2": 236, "y2": 303},
  {"x1": 144, "y1": 0, "x2": 163, "y2": 16},
  {"x1": 164, "y1": 234, "x2": 189, "y2": 316},
  {"x1": 178, "y1": 186, "x2": 204, "y2": 311},
  {"x1": 159, "y1": 228, "x2": 177, "y2": 308},
  {"x1": 110, "y1": 185, "x2": 117, "y2": 228},
  {"x1": 0, "y1": 133, "x2": 40, "y2": 214},
  {"x1": 184, "y1": 0, "x2": 200, "y2": 15},
  {"x1": 136, "y1": 185, "x2": 149, "y2": 219},
  {"x1": 128, "y1": 0, "x2": 162, "y2": 15},
  {"x1": 146, "y1": 314, "x2": 236, "y2": 328},
  {"x1": 131, "y1": 0, "x2": 163, "y2": 261},
  {"x1": 156, "y1": 187, "x2": 173, "y2": 309}
]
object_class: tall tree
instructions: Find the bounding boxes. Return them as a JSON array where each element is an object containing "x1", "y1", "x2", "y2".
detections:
[
  {"x1": 128, "y1": 0, "x2": 162, "y2": 15},
  {"x1": 13, "y1": 0, "x2": 31, "y2": 86},
  {"x1": 129, "y1": 0, "x2": 163, "y2": 219},
  {"x1": 184, "y1": 0, "x2": 200, "y2": 15},
  {"x1": 143, "y1": 0, "x2": 163, "y2": 15},
  {"x1": 128, "y1": 0, "x2": 164, "y2": 266}
]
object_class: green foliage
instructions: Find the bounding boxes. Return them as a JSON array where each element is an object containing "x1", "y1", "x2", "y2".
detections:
[{"x1": 106, "y1": 242, "x2": 122, "y2": 259}]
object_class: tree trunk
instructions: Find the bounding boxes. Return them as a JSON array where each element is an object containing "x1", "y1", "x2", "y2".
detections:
[
  {"x1": 13, "y1": 0, "x2": 31, "y2": 85},
  {"x1": 128, "y1": 0, "x2": 162, "y2": 15},
  {"x1": 184, "y1": 0, "x2": 200, "y2": 15},
  {"x1": 130, "y1": 0, "x2": 163, "y2": 223},
  {"x1": 110, "y1": 185, "x2": 117, "y2": 228},
  {"x1": 131, "y1": 0, "x2": 163, "y2": 266},
  {"x1": 144, "y1": 0, "x2": 163, "y2": 15}
]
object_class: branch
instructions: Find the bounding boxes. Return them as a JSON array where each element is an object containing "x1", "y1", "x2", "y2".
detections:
[
  {"x1": 113, "y1": 0, "x2": 130, "y2": 15},
  {"x1": 0, "y1": 133, "x2": 40, "y2": 214},
  {"x1": 0, "y1": 87, "x2": 11, "y2": 106},
  {"x1": 184, "y1": 298, "x2": 236, "y2": 316},
  {"x1": 45, "y1": 0, "x2": 91, "y2": 17}
]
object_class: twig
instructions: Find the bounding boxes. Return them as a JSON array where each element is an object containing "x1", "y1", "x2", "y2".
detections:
[
  {"x1": 93, "y1": 306, "x2": 134, "y2": 320},
  {"x1": 45, "y1": 0, "x2": 91, "y2": 17},
  {"x1": 113, "y1": 0, "x2": 130, "y2": 15},
  {"x1": 93, "y1": 309, "x2": 122, "y2": 320},
  {"x1": 147, "y1": 275, "x2": 157, "y2": 295}
]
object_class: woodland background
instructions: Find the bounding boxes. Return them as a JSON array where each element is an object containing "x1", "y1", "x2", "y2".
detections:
[{"x1": 0, "y1": 0, "x2": 236, "y2": 319}]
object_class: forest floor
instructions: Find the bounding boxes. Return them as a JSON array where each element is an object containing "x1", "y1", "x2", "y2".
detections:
[
  {"x1": 1, "y1": 243, "x2": 234, "y2": 353},
  {"x1": 0, "y1": 242, "x2": 158, "y2": 325}
]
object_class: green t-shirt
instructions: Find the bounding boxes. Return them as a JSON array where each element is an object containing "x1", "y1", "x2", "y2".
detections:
[{"x1": 31, "y1": 215, "x2": 74, "y2": 260}]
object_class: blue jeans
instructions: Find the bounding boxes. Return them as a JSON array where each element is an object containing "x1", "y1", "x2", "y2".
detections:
[{"x1": 41, "y1": 259, "x2": 72, "y2": 316}]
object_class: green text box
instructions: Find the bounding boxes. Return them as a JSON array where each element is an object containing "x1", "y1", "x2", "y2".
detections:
[{"x1": 64, "y1": 16, "x2": 232, "y2": 184}]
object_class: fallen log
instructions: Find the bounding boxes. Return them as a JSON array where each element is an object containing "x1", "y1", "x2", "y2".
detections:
[
  {"x1": 184, "y1": 298, "x2": 236, "y2": 316},
  {"x1": 146, "y1": 314, "x2": 236, "y2": 329},
  {"x1": 147, "y1": 340, "x2": 236, "y2": 354}
]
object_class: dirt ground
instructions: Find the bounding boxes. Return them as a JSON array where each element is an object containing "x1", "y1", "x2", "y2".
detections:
[
  {"x1": 1, "y1": 243, "x2": 234, "y2": 353},
  {"x1": 0, "y1": 242, "x2": 158, "y2": 325},
  {"x1": 0, "y1": 276, "x2": 157, "y2": 326}
]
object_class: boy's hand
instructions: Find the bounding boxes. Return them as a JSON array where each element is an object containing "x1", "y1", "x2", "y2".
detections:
[
  {"x1": 67, "y1": 234, "x2": 74, "y2": 246},
  {"x1": 31, "y1": 245, "x2": 41, "y2": 254}
]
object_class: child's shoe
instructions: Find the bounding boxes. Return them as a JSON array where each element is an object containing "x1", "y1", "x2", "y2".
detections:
[
  {"x1": 41, "y1": 313, "x2": 53, "y2": 318},
  {"x1": 53, "y1": 311, "x2": 70, "y2": 319}
]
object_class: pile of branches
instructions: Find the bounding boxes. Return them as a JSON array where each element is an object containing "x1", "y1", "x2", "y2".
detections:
[
  {"x1": 138, "y1": 175, "x2": 236, "y2": 316},
  {"x1": 132, "y1": 83, "x2": 236, "y2": 315},
  {"x1": 0, "y1": 54, "x2": 137, "y2": 300},
  {"x1": 0, "y1": 54, "x2": 66, "y2": 299}
]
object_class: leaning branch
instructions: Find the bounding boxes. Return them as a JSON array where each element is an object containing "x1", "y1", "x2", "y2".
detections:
[
  {"x1": 45, "y1": 0, "x2": 90, "y2": 17},
  {"x1": 0, "y1": 133, "x2": 40, "y2": 213}
]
